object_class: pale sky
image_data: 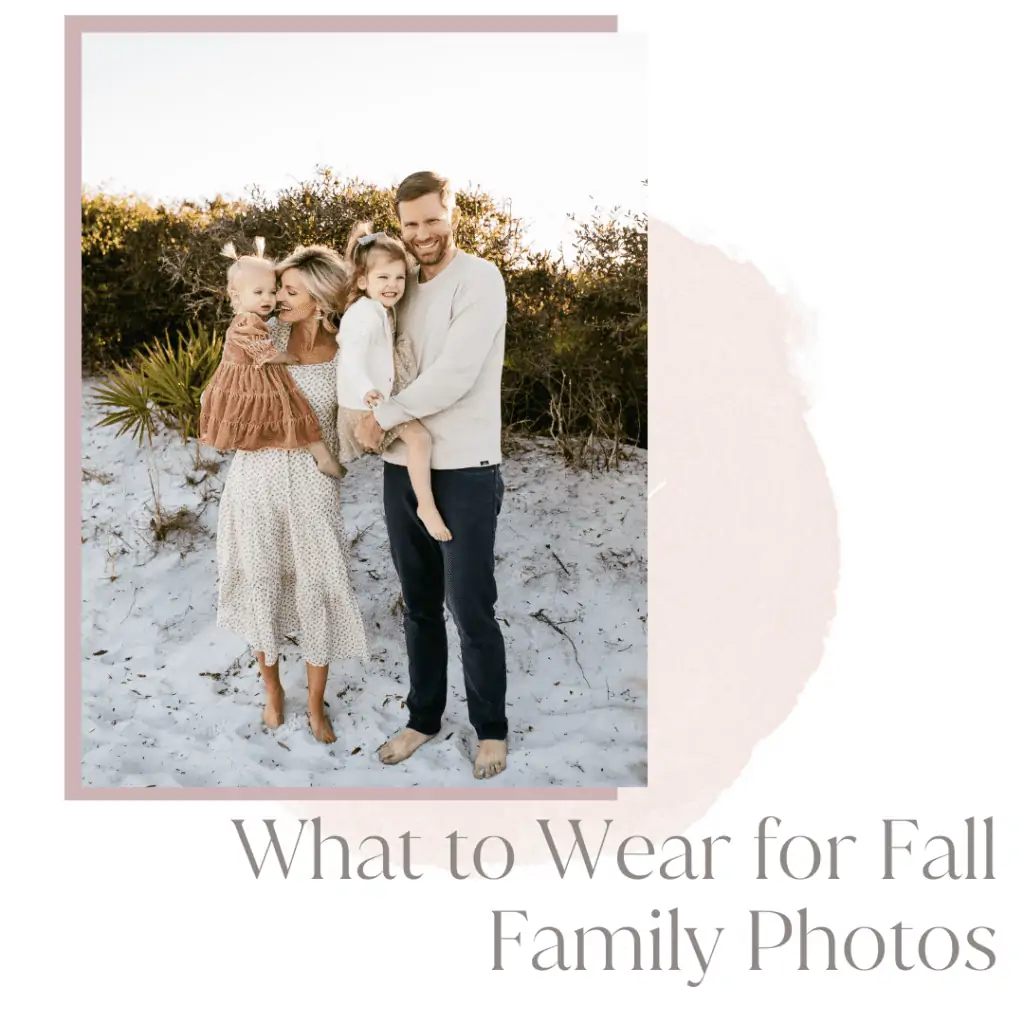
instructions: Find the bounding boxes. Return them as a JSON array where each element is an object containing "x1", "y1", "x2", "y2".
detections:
[{"x1": 81, "y1": 32, "x2": 647, "y2": 259}]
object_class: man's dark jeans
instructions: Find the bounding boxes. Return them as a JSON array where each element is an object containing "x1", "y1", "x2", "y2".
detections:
[{"x1": 382, "y1": 462, "x2": 508, "y2": 740}]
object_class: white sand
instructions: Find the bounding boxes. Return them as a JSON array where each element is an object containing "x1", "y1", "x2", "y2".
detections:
[{"x1": 80, "y1": 389, "x2": 647, "y2": 788}]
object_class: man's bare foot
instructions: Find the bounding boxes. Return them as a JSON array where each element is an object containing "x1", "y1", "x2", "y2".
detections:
[
  {"x1": 417, "y1": 505, "x2": 452, "y2": 542},
  {"x1": 262, "y1": 681, "x2": 285, "y2": 729},
  {"x1": 378, "y1": 728, "x2": 436, "y2": 765},
  {"x1": 308, "y1": 708, "x2": 336, "y2": 744},
  {"x1": 474, "y1": 739, "x2": 507, "y2": 780}
]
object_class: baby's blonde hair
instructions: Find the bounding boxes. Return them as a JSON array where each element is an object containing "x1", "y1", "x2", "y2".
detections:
[{"x1": 222, "y1": 237, "x2": 276, "y2": 312}]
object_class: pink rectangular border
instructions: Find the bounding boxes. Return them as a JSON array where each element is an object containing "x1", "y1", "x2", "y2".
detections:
[
  {"x1": 66, "y1": 14, "x2": 619, "y2": 33},
  {"x1": 66, "y1": 14, "x2": 626, "y2": 802}
]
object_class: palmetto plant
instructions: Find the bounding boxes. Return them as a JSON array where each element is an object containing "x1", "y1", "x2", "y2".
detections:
[
  {"x1": 91, "y1": 323, "x2": 224, "y2": 544},
  {"x1": 141, "y1": 323, "x2": 223, "y2": 443},
  {"x1": 92, "y1": 363, "x2": 157, "y2": 446},
  {"x1": 91, "y1": 323, "x2": 223, "y2": 446}
]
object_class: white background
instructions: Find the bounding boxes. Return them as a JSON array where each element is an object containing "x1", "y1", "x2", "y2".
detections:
[{"x1": 4, "y1": 1, "x2": 1023, "y2": 1020}]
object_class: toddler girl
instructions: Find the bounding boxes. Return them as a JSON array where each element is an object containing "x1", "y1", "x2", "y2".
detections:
[
  {"x1": 336, "y1": 223, "x2": 451, "y2": 540},
  {"x1": 199, "y1": 238, "x2": 342, "y2": 477}
]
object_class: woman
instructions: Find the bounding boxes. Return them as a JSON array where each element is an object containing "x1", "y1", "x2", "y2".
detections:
[{"x1": 215, "y1": 244, "x2": 369, "y2": 743}]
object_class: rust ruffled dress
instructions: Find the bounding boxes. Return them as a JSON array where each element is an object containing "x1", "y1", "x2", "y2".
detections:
[{"x1": 199, "y1": 314, "x2": 323, "y2": 451}]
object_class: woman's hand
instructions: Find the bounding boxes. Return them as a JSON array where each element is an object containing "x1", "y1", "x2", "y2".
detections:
[{"x1": 363, "y1": 389, "x2": 385, "y2": 408}]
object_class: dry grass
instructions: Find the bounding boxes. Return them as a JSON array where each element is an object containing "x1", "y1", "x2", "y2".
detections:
[
  {"x1": 193, "y1": 452, "x2": 224, "y2": 474},
  {"x1": 149, "y1": 505, "x2": 206, "y2": 544},
  {"x1": 597, "y1": 545, "x2": 647, "y2": 581},
  {"x1": 82, "y1": 467, "x2": 115, "y2": 485},
  {"x1": 500, "y1": 427, "x2": 536, "y2": 459},
  {"x1": 545, "y1": 375, "x2": 640, "y2": 473}
]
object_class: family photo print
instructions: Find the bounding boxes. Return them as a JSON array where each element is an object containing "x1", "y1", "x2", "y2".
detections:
[{"x1": 73, "y1": 22, "x2": 648, "y2": 792}]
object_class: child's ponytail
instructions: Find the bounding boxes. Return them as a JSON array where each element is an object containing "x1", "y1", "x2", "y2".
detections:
[
  {"x1": 344, "y1": 221, "x2": 375, "y2": 264},
  {"x1": 222, "y1": 237, "x2": 274, "y2": 300}
]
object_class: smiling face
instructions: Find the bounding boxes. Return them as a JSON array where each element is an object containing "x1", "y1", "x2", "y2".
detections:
[
  {"x1": 230, "y1": 265, "x2": 276, "y2": 316},
  {"x1": 359, "y1": 254, "x2": 407, "y2": 308},
  {"x1": 397, "y1": 192, "x2": 459, "y2": 268},
  {"x1": 274, "y1": 267, "x2": 319, "y2": 324}
]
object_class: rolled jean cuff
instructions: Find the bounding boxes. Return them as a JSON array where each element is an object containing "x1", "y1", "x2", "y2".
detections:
[
  {"x1": 476, "y1": 726, "x2": 509, "y2": 742},
  {"x1": 407, "y1": 718, "x2": 442, "y2": 737}
]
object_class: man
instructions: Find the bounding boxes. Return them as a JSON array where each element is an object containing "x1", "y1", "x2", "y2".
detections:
[{"x1": 355, "y1": 170, "x2": 509, "y2": 780}]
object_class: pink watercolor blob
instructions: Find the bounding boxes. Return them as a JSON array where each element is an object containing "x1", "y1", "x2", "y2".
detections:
[{"x1": 283, "y1": 219, "x2": 840, "y2": 861}]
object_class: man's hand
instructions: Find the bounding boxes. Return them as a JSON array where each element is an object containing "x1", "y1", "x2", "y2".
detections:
[{"x1": 353, "y1": 410, "x2": 385, "y2": 451}]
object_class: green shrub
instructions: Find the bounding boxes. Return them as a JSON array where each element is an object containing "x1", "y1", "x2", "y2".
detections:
[
  {"x1": 82, "y1": 171, "x2": 647, "y2": 465},
  {"x1": 82, "y1": 192, "x2": 239, "y2": 370}
]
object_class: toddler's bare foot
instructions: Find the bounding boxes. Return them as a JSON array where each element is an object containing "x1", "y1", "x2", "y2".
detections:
[
  {"x1": 378, "y1": 728, "x2": 436, "y2": 765},
  {"x1": 474, "y1": 739, "x2": 507, "y2": 780},
  {"x1": 262, "y1": 681, "x2": 285, "y2": 729},
  {"x1": 417, "y1": 505, "x2": 452, "y2": 542},
  {"x1": 308, "y1": 708, "x2": 336, "y2": 744},
  {"x1": 310, "y1": 446, "x2": 344, "y2": 478},
  {"x1": 318, "y1": 455, "x2": 344, "y2": 478}
]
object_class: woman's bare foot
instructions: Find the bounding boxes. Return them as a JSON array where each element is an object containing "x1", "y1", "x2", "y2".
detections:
[
  {"x1": 378, "y1": 728, "x2": 436, "y2": 764},
  {"x1": 308, "y1": 707, "x2": 336, "y2": 744},
  {"x1": 474, "y1": 739, "x2": 507, "y2": 780},
  {"x1": 262, "y1": 680, "x2": 285, "y2": 729},
  {"x1": 417, "y1": 505, "x2": 452, "y2": 542}
]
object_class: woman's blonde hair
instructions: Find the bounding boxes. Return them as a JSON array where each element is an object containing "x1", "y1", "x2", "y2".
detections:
[
  {"x1": 342, "y1": 221, "x2": 412, "y2": 311},
  {"x1": 221, "y1": 237, "x2": 276, "y2": 312},
  {"x1": 273, "y1": 244, "x2": 350, "y2": 333}
]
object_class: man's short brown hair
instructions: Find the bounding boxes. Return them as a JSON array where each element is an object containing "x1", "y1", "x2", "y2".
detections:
[{"x1": 395, "y1": 171, "x2": 456, "y2": 213}]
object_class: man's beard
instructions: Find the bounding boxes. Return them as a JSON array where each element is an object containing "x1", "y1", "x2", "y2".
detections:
[{"x1": 414, "y1": 231, "x2": 452, "y2": 266}]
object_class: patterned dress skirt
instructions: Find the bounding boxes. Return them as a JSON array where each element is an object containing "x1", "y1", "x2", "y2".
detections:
[
  {"x1": 336, "y1": 335, "x2": 418, "y2": 463},
  {"x1": 215, "y1": 323, "x2": 369, "y2": 668}
]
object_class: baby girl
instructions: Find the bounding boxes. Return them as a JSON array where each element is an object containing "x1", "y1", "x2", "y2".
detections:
[{"x1": 199, "y1": 239, "x2": 342, "y2": 477}]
